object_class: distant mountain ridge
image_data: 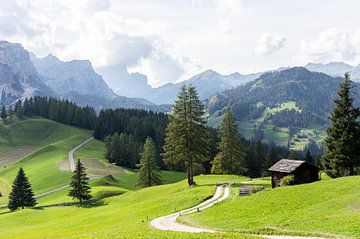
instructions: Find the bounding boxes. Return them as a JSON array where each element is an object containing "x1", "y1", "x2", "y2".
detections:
[
  {"x1": 305, "y1": 62, "x2": 360, "y2": 81},
  {"x1": 0, "y1": 41, "x2": 168, "y2": 112}
]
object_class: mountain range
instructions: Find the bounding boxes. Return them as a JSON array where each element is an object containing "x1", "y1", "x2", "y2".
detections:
[
  {"x1": 305, "y1": 62, "x2": 360, "y2": 81},
  {"x1": 0, "y1": 41, "x2": 167, "y2": 112}
]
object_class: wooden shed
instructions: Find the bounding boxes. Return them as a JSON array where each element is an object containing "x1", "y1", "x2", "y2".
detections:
[{"x1": 268, "y1": 159, "x2": 319, "y2": 188}]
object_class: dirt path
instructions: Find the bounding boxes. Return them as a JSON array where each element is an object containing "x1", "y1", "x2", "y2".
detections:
[
  {"x1": 151, "y1": 184, "x2": 230, "y2": 233},
  {"x1": 68, "y1": 137, "x2": 93, "y2": 172},
  {"x1": 0, "y1": 137, "x2": 96, "y2": 208},
  {"x1": 151, "y1": 184, "x2": 328, "y2": 239}
]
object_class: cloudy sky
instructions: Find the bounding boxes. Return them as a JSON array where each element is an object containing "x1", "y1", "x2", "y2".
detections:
[{"x1": 1, "y1": 0, "x2": 360, "y2": 87}]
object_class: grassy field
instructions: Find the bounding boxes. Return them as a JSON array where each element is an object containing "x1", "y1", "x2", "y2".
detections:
[
  {"x1": 180, "y1": 176, "x2": 360, "y2": 238},
  {"x1": 0, "y1": 118, "x2": 92, "y2": 204},
  {"x1": 0, "y1": 175, "x2": 258, "y2": 239}
]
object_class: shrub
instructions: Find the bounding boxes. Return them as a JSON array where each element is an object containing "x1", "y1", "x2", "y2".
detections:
[{"x1": 280, "y1": 175, "x2": 295, "y2": 186}]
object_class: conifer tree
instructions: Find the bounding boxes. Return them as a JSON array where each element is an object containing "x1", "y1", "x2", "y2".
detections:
[
  {"x1": 322, "y1": 73, "x2": 360, "y2": 177},
  {"x1": 8, "y1": 167, "x2": 37, "y2": 211},
  {"x1": 163, "y1": 85, "x2": 211, "y2": 186},
  {"x1": 264, "y1": 145, "x2": 279, "y2": 171},
  {"x1": 68, "y1": 159, "x2": 92, "y2": 204},
  {"x1": 15, "y1": 100, "x2": 24, "y2": 119},
  {"x1": 1, "y1": 104, "x2": 6, "y2": 122},
  {"x1": 137, "y1": 137, "x2": 162, "y2": 187},
  {"x1": 304, "y1": 150, "x2": 315, "y2": 164},
  {"x1": 211, "y1": 107, "x2": 245, "y2": 174}
]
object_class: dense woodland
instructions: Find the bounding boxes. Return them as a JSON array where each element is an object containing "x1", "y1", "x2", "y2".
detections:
[{"x1": 3, "y1": 95, "x2": 320, "y2": 179}]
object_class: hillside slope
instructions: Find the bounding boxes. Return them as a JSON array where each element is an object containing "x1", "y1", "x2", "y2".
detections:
[
  {"x1": 207, "y1": 67, "x2": 358, "y2": 150},
  {"x1": 180, "y1": 176, "x2": 360, "y2": 238}
]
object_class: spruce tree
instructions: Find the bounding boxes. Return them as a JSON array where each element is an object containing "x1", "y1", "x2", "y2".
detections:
[
  {"x1": 137, "y1": 137, "x2": 162, "y2": 187},
  {"x1": 8, "y1": 167, "x2": 37, "y2": 211},
  {"x1": 211, "y1": 107, "x2": 245, "y2": 174},
  {"x1": 15, "y1": 100, "x2": 24, "y2": 119},
  {"x1": 304, "y1": 150, "x2": 315, "y2": 164},
  {"x1": 68, "y1": 159, "x2": 92, "y2": 204},
  {"x1": 265, "y1": 146, "x2": 279, "y2": 171},
  {"x1": 322, "y1": 73, "x2": 360, "y2": 177},
  {"x1": 1, "y1": 104, "x2": 6, "y2": 122},
  {"x1": 163, "y1": 85, "x2": 211, "y2": 186}
]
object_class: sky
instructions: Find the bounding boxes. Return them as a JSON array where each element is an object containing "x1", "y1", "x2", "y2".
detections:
[{"x1": 1, "y1": 0, "x2": 360, "y2": 87}]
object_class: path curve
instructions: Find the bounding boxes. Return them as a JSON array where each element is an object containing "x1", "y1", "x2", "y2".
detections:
[
  {"x1": 151, "y1": 184, "x2": 328, "y2": 239},
  {"x1": 68, "y1": 137, "x2": 94, "y2": 172},
  {"x1": 151, "y1": 184, "x2": 230, "y2": 233}
]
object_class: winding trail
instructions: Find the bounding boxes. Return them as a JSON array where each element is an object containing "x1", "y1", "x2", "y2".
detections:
[
  {"x1": 0, "y1": 137, "x2": 95, "y2": 208},
  {"x1": 68, "y1": 137, "x2": 94, "y2": 172},
  {"x1": 151, "y1": 184, "x2": 328, "y2": 239}
]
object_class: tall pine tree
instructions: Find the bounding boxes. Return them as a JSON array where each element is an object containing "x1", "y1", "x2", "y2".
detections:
[
  {"x1": 1, "y1": 104, "x2": 6, "y2": 122},
  {"x1": 322, "y1": 73, "x2": 360, "y2": 177},
  {"x1": 163, "y1": 85, "x2": 211, "y2": 186},
  {"x1": 137, "y1": 137, "x2": 162, "y2": 187},
  {"x1": 68, "y1": 159, "x2": 92, "y2": 204},
  {"x1": 8, "y1": 167, "x2": 37, "y2": 211},
  {"x1": 211, "y1": 107, "x2": 245, "y2": 174}
]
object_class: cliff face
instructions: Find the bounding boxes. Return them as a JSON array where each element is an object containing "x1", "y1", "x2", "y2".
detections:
[{"x1": 0, "y1": 41, "x2": 53, "y2": 105}]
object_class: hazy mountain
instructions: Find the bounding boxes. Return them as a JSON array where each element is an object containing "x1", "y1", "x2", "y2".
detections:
[
  {"x1": 305, "y1": 62, "x2": 360, "y2": 81},
  {"x1": 0, "y1": 41, "x2": 53, "y2": 105},
  {"x1": 31, "y1": 54, "x2": 116, "y2": 99},
  {"x1": 207, "y1": 67, "x2": 359, "y2": 148},
  {"x1": 99, "y1": 67, "x2": 261, "y2": 105}
]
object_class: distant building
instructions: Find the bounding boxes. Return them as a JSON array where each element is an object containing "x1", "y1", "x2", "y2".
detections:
[{"x1": 268, "y1": 159, "x2": 319, "y2": 188}]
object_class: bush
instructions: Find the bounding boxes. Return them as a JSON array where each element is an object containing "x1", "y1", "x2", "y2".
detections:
[{"x1": 280, "y1": 175, "x2": 295, "y2": 186}]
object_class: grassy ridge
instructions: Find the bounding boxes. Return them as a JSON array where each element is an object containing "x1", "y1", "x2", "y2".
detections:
[
  {"x1": 180, "y1": 176, "x2": 360, "y2": 238},
  {"x1": 0, "y1": 175, "x2": 257, "y2": 239}
]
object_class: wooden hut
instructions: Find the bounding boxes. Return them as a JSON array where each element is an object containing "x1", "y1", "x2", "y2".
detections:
[{"x1": 268, "y1": 159, "x2": 319, "y2": 188}]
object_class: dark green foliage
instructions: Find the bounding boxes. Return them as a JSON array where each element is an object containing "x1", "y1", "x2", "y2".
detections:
[
  {"x1": 1, "y1": 104, "x2": 6, "y2": 121},
  {"x1": 163, "y1": 85, "x2": 211, "y2": 186},
  {"x1": 322, "y1": 74, "x2": 360, "y2": 177},
  {"x1": 211, "y1": 107, "x2": 246, "y2": 174},
  {"x1": 137, "y1": 137, "x2": 162, "y2": 187},
  {"x1": 104, "y1": 133, "x2": 142, "y2": 168},
  {"x1": 68, "y1": 159, "x2": 92, "y2": 204},
  {"x1": 15, "y1": 100, "x2": 24, "y2": 119},
  {"x1": 19, "y1": 96, "x2": 96, "y2": 129},
  {"x1": 304, "y1": 150, "x2": 315, "y2": 164},
  {"x1": 8, "y1": 167, "x2": 37, "y2": 211}
]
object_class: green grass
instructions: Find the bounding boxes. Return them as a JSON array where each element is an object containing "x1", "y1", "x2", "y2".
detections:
[
  {"x1": 0, "y1": 175, "x2": 257, "y2": 239},
  {"x1": 0, "y1": 118, "x2": 92, "y2": 204},
  {"x1": 180, "y1": 176, "x2": 360, "y2": 238}
]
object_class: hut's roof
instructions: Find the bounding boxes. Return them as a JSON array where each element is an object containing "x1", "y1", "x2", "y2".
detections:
[{"x1": 268, "y1": 159, "x2": 306, "y2": 173}]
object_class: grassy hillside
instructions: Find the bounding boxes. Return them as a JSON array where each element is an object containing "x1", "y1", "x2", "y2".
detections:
[
  {"x1": 0, "y1": 118, "x2": 92, "y2": 204},
  {"x1": 180, "y1": 176, "x2": 360, "y2": 238},
  {"x1": 0, "y1": 175, "x2": 258, "y2": 239}
]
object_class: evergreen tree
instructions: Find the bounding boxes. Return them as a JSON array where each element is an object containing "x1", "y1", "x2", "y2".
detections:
[
  {"x1": 1, "y1": 104, "x2": 6, "y2": 122},
  {"x1": 137, "y1": 137, "x2": 162, "y2": 187},
  {"x1": 8, "y1": 167, "x2": 37, "y2": 211},
  {"x1": 163, "y1": 85, "x2": 211, "y2": 186},
  {"x1": 322, "y1": 74, "x2": 360, "y2": 177},
  {"x1": 68, "y1": 159, "x2": 92, "y2": 204},
  {"x1": 304, "y1": 150, "x2": 315, "y2": 164},
  {"x1": 211, "y1": 107, "x2": 245, "y2": 174},
  {"x1": 15, "y1": 100, "x2": 24, "y2": 119},
  {"x1": 264, "y1": 146, "x2": 279, "y2": 171}
]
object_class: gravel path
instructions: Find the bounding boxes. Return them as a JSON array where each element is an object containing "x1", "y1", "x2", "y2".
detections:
[
  {"x1": 68, "y1": 137, "x2": 93, "y2": 172},
  {"x1": 151, "y1": 184, "x2": 230, "y2": 233},
  {"x1": 0, "y1": 137, "x2": 96, "y2": 208}
]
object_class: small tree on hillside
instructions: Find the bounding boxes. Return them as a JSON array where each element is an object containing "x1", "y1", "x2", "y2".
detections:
[
  {"x1": 68, "y1": 159, "x2": 92, "y2": 204},
  {"x1": 211, "y1": 107, "x2": 245, "y2": 174},
  {"x1": 8, "y1": 167, "x2": 37, "y2": 211},
  {"x1": 15, "y1": 100, "x2": 24, "y2": 119},
  {"x1": 137, "y1": 137, "x2": 162, "y2": 187},
  {"x1": 322, "y1": 73, "x2": 360, "y2": 177},
  {"x1": 1, "y1": 104, "x2": 6, "y2": 122},
  {"x1": 304, "y1": 150, "x2": 315, "y2": 164}
]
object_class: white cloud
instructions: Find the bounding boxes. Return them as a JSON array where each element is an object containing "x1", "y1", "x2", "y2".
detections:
[
  {"x1": 254, "y1": 33, "x2": 286, "y2": 55},
  {"x1": 294, "y1": 28, "x2": 359, "y2": 64}
]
